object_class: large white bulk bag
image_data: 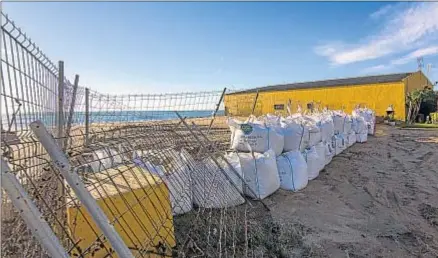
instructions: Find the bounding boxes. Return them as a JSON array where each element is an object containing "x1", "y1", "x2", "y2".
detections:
[
  {"x1": 303, "y1": 120, "x2": 322, "y2": 147},
  {"x1": 334, "y1": 134, "x2": 347, "y2": 155},
  {"x1": 235, "y1": 150, "x2": 280, "y2": 200},
  {"x1": 347, "y1": 131, "x2": 356, "y2": 147},
  {"x1": 352, "y1": 116, "x2": 368, "y2": 134},
  {"x1": 324, "y1": 141, "x2": 335, "y2": 165},
  {"x1": 319, "y1": 117, "x2": 335, "y2": 143},
  {"x1": 276, "y1": 151, "x2": 308, "y2": 192},
  {"x1": 333, "y1": 113, "x2": 352, "y2": 135},
  {"x1": 302, "y1": 146, "x2": 321, "y2": 181},
  {"x1": 314, "y1": 142, "x2": 326, "y2": 172},
  {"x1": 228, "y1": 118, "x2": 284, "y2": 156},
  {"x1": 344, "y1": 116, "x2": 353, "y2": 134},
  {"x1": 353, "y1": 108, "x2": 375, "y2": 135},
  {"x1": 133, "y1": 156, "x2": 193, "y2": 215},
  {"x1": 88, "y1": 148, "x2": 123, "y2": 173},
  {"x1": 333, "y1": 113, "x2": 346, "y2": 135},
  {"x1": 356, "y1": 132, "x2": 368, "y2": 143},
  {"x1": 367, "y1": 122, "x2": 375, "y2": 135},
  {"x1": 193, "y1": 153, "x2": 245, "y2": 208},
  {"x1": 280, "y1": 118, "x2": 307, "y2": 152}
]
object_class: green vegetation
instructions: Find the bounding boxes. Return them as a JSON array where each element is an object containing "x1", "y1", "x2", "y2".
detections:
[{"x1": 406, "y1": 89, "x2": 438, "y2": 124}]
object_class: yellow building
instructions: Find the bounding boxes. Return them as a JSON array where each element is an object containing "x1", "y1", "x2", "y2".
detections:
[{"x1": 224, "y1": 71, "x2": 432, "y2": 121}]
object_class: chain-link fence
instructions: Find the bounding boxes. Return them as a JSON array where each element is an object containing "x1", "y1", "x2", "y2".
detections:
[{"x1": 1, "y1": 12, "x2": 290, "y2": 258}]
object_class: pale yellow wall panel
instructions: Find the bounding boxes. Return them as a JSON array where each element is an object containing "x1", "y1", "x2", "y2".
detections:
[{"x1": 404, "y1": 71, "x2": 433, "y2": 93}]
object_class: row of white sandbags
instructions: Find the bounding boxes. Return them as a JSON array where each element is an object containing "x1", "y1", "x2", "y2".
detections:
[{"x1": 228, "y1": 111, "x2": 369, "y2": 157}]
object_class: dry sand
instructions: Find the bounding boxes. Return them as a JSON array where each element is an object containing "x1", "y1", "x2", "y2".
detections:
[{"x1": 265, "y1": 125, "x2": 438, "y2": 257}]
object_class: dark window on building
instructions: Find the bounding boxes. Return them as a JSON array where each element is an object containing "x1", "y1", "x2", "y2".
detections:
[{"x1": 274, "y1": 104, "x2": 284, "y2": 110}]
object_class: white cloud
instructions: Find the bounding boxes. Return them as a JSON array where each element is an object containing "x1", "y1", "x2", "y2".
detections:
[
  {"x1": 391, "y1": 46, "x2": 438, "y2": 65},
  {"x1": 370, "y1": 5, "x2": 392, "y2": 20},
  {"x1": 361, "y1": 64, "x2": 390, "y2": 74},
  {"x1": 315, "y1": 2, "x2": 438, "y2": 65}
]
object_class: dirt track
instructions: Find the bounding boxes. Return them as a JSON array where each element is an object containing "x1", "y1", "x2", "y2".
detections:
[{"x1": 267, "y1": 125, "x2": 438, "y2": 257}]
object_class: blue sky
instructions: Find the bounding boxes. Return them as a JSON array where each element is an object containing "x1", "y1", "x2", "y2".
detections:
[{"x1": 3, "y1": 2, "x2": 438, "y2": 94}]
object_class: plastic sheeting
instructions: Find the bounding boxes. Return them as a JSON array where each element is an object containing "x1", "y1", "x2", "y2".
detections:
[{"x1": 276, "y1": 151, "x2": 308, "y2": 192}]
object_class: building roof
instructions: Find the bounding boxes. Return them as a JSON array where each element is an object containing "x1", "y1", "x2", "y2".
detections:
[{"x1": 227, "y1": 72, "x2": 413, "y2": 95}]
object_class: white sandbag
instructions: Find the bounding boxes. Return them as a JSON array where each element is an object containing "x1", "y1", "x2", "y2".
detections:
[
  {"x1": 347, "y1": 131, "x2": 356, "y2": 147},
  {"x1": 133, "y1": 155, "x2": 193, "y2": 215},
  {"x1": 318, "y1": 117, "x2": 335, "y2": 143},
  {"x1": 236, "y1": 150, "x2": 280, "y2": 200},
  {"x1": 193, "y1": 153, "x2": 245, "y2": 208},
  {"x1": 314, "y1": 142, "x2": 326, "y2": 172},
  {"x1": 302, "y1": 146, "x2": 321, "y2": 181},
  {"x1": 302, "y1": 119, "x2": 322, "y2": 147},
  {"x1": 334, "y1": 134, "x2": 347, "y2": 155},
  {"x1": 344, "y1": 116, "x2": 353, "y2": 134},
  {"x1": 353, "y1": 108, "x2": 375, "y2": 135},
  {"x1": 367, "y1": 122, "x2": 375, "y2": 135},
  {"x1": 356, "y1": 132, "x2": 368, "y2": 143},
  {"x1": 276, "y1": 151, "x2": 308, "y2": 192},
  {"x1": 228, "y1": 118, "x2": 284, "y2": 156},
  {"x1": 352, "y1": 116, "x2": 368, "y2": 134},
  {"x1": 324, "y1": 141, "x2": 335, "y2": 165},
  {"x1": 333, "y1": 113, "x2": 352, "y2": 135},
  {"x1": 333, "y1": 113, "x2": 346, "y2": 135},
  {"x1": 88, "y1": 148, "x2": 123, "y2": 173},
  {"x1": 261, "y1": 114, "x2": 282, "y2": 127},
  {"x1": 280, "y1": 118, "x2": 307, "y2": 152}
]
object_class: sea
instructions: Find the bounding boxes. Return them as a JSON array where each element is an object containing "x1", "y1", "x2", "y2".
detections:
[{"x1": 2, "y1": 110, "x2": 225, "y2": 131}]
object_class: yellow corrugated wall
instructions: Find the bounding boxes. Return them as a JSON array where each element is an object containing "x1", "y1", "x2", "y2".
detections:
[{"x1": 225, "y1": 82, "x2": 406, "y2": 120}]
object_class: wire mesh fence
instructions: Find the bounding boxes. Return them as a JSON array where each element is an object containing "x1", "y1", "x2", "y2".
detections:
[
  {"x1": 2, "y1": 9, "x2": 351, "y2": 257},
  {"x1": 1, "y1": 11, "x2": 303, "y2": 258}
]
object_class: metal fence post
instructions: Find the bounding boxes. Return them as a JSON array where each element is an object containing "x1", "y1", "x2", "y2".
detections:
[
  {"x1": 251, "y1": 90, "x2": 259, "y2": 116},
  {"x1": 207, "y1": 87, "x2": 227, "y2": 134},
  {"x1": 57, "y1": 60, "x2": 65, "y2": 148},
  {"x1": 1, "y1": 159, "x2": 69, "y2": 258},
  {"x1": 64, "y1": 75, "x2": 79, "y2": 150},
  {"x1": 29, "y1": 120, "x2": 133, "y2": 258},
  {"x1": 85, "y1": 87, "x2": 90, "y2": 147}
]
